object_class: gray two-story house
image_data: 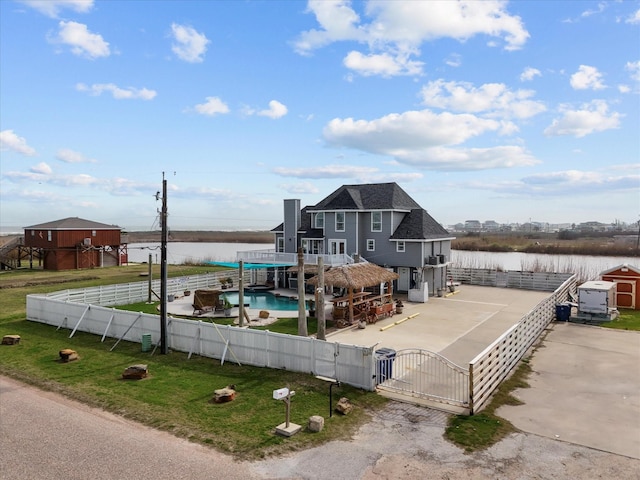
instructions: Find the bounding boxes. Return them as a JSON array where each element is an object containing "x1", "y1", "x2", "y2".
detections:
[{"x1": 270, "y1": 182, "x2": 455, "y2": 298}]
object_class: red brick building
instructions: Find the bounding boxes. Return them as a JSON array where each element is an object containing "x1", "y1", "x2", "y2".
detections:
[
  {"x1": 601, "y1": 264, "x2": 640, "y2": 310},
  {"x1": 24, "y1": 217, "x2": 127, "y2": 270}
]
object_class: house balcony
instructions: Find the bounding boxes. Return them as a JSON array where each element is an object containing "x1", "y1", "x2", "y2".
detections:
[{"x1": 236, "y1": 249, "x2": 361, "y2": 267}]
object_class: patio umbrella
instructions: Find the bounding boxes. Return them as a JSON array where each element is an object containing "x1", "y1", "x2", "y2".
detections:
[{"x1": 307, "y1": 263, "x2": 399, "y2": 324}]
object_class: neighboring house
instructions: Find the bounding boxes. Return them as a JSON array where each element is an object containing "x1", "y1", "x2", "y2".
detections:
[
  {"x1": 265, "y1": 182, "x2": 455, "y2": 296},
  {"x1": 23, "y1": 217, "x2": 126, "y2": 271}
]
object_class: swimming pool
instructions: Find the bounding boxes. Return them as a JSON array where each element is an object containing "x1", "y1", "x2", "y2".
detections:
[{"x1": 220, "y1": 292, "x2": 302, "y2": 311}]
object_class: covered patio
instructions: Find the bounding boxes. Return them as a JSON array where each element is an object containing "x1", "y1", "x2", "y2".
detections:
[{"x1": 308, "y1": 262, "x2": 400, "y2": 328}]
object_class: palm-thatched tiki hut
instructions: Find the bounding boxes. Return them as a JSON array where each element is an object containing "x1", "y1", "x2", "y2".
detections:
[{"x1": 308, "y1": 262, "x2": 399, "y2": 327}]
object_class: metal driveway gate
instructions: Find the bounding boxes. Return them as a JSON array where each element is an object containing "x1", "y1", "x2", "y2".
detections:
[{"x1": 376, "y1": 348, "x2": 469, "y2": 412}]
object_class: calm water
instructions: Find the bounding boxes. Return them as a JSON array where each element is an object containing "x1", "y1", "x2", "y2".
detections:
[
  {"x1": 126, "y1": 242, "x2": 637, "y2": 281},
  {"x1": 221, "y1": 291, "x2": 300, "y2": 311}
]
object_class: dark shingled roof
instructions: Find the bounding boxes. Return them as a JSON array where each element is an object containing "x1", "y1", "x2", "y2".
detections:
[
  {"x1": 390, "y1": 209, "x2": 451, "y2": 240},
  {"x1": 24, "y1": 217, "x2": 121, "y2": 230},
  {"x1": 309, "y1": 182, "x2": 421, "y2": 211},
  {"x1": 271, "y1": 206, "x2": 324, "y2": 238}
]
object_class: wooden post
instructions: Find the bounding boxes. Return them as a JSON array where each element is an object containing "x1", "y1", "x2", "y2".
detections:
[
  {"x1": 238, "y1": 261, "x2": 245, "y2": 327},
  {"x1": 297, "y1": 248, "x2": 308, "y2": 336},
  {"x1": 317, "y1": 257, "x2": 326, "y2": 340}
]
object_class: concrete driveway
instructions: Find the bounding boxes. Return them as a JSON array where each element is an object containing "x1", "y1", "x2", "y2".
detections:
[
  {"x1": 326, "y1": 285, "x2": 549, "y2": 365},
  {"x1": 498, "y1": 322, "x2": 640, "y2": 459}
]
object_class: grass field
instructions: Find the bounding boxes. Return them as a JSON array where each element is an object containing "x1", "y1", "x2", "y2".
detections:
[{"x1": 0, "y1": 265, "x2": 386, "y2": 459}]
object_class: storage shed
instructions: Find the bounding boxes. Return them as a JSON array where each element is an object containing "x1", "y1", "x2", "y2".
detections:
[
  {"x1": 601, "y1": 264, "x2": 640, "y2": 310},
  {"x1": 578, "y1": 281, "x2": 617, "y2": 314},
  {"x1": 24, "y1": 217, "x2": 126, "y2": 271}
]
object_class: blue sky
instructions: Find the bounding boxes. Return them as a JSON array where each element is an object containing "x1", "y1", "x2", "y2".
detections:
[{"x1": 1, "y1": 0, "x2": 638, "y2": 232}]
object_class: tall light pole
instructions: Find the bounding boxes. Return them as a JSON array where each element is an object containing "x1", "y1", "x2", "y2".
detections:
[{"x1": 159, "y1": 173, "x2": 169, "y2": 354}]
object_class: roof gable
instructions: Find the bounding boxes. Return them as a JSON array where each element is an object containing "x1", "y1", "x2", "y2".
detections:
[
  {"x1": 600, "y1": 264, "x2": 640, "y2": 276},
  {"x1": 311, "y1": 182, "x2": 421, "y2": 211},
  {"x1": 24, "y1": 217, "x2": 121, "y2": 230}
]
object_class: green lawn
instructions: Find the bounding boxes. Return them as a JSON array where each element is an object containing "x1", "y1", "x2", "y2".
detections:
[
  {"x1": 0, "y1": 266, "x2": 386, "y2": 459},
  {"x1": 602, "y1": 309, "x2": 640, "y2": 330}
]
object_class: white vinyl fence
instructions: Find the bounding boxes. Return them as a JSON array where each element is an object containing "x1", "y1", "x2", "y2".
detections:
[
  {"x1": 25, "y1": 269, "x2": 578, "y2": 412},
  {"x1": 26, "y1": 274, "x2": 377, "y2": 391}
]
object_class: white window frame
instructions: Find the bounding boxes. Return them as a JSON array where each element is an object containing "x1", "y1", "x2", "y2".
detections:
[
  {"x1": 277, "y1": 237, "x2": 284, "y2": 253},
  {"x1": 315, "y1": 212, "x2": 324, "y2": 229},
  {"x1": 47, "y1": 230, "x2": 52, "y2": 242},
  {"x1": 335, "y1": 212, "x2": 345, "y2": 232},
  {"x1": 371, "y1": 211, "x2": 382, "y2": 232},
  {"x1": 396, "y1": 241, "x2": 405, "y2": 253},
  {"x1": 367, "y1": 239, "x2": 375, "y2": 251}
]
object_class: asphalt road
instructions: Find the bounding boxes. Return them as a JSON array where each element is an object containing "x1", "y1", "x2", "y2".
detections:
[{"x1": 2, "y1": 374, "x2": 639, "y2": 480}]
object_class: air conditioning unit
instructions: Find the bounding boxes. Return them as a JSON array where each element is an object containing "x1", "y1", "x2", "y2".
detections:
[
  {"x1": 428, "y1": 256, "x2": 438, "y2": 265},
  {"x1": 438, "y1": 254, "x2": 446, "y2": 264},
  {"x1": 83, "y1": 238, "x2": 91, "y2": 246}
]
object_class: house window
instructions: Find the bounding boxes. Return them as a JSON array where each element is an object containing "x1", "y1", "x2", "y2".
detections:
[
  {"x1": 371, "y1": 211, "x2": 382, "y2": 232},
  {"x1": 396, "y1": 241, "x2": 405, "y2": 253},
  {"x1": 367, "y1": 239, "x2": 375, "y2": 251},
  {"x1": 335, "y1": 212, "x2": 345, "y2": 232},
  {"x1": 315, "y1": 212, "x2": 324, "y2": 229},
  {"x1": 301, "y1": 239, "x2": 309, "y2": 253},
  {"x1": 92, "y1": 230, "x2": 97, "y2": 236},
  {"x1": 47, "y1": 230, "x2": 52, "y2": 242},
  {"x1": 31, "y1": 230, "x2": 35, "y2": 236},
  {"x1": 277, "y1": 237, "x2": 284, "y2": 252}
]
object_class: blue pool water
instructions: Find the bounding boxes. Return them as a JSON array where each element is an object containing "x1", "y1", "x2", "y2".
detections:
[{"x1": 220, "y1": 292, "x2": 302, "y2": 311}]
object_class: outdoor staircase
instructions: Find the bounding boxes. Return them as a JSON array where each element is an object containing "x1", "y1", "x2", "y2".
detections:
[{"x1": 0, "y1": 236, "x2": 23, "y2": 270}]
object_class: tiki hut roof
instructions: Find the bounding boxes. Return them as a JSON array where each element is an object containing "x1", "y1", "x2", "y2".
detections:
[{"x1": 307, "y1": 262, "x2": 399, "y2": 290}]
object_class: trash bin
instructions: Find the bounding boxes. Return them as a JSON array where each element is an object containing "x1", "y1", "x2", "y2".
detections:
[
  {"x1": 555, "y1": 303, "x2": 570, "y2": 322},
  {"x1": 141, "y1": 333, "x2": 152, "y2": 352},
  {"x1": 375, "y1": 348, "x2": 396, "y2": 384}
]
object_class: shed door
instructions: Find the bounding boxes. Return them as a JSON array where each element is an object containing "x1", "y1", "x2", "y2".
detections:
[
  {"x1": 614, "y1": 280, "x2": 635, "y2": 309},
  {"x1": 397, "y1": 267, "x2": 410, "y2": 292}
]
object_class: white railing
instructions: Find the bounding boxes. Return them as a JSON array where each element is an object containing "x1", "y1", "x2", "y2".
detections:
[
  {"x1": 468, "y1": 274, "x2": 577, "y2": 413},
  {"x1": 236, "y1": 249, "x2": 360, "y2": 267}
]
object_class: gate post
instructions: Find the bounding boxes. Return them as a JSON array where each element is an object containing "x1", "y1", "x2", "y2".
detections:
[{"x1": 468, "y1": 363, "x2": 474, "y2": 415}]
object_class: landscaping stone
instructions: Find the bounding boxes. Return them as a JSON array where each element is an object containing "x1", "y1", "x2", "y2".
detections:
[
  {"x1": 259, "y1": 310, "x2": 270, "y2": 319},
  {"x1": 335, "y1": 397, "x2": 353, "y2": 415},
  {"x1": 2, "y1": 335, "x2": 21, "y2": 345},
  {"x1": 59, "y1": 349, "x2": 78, "y2": 362},
  {"x1": 122, "y1": 364, "x2": 148, "y2": 379},
  {"x1": 308, "y1": 415, "x2": 324, "y2": 432},
  {"x1": 212, "y1": 385, "x2": 236, "y2": 403}
]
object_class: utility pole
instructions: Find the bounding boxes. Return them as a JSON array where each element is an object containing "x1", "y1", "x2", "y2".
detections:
[{"x1": 159, "y1": 173, "x2": 169, "y2": 354}]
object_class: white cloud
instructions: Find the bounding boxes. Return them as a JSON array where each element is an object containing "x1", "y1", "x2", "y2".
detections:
[
  {"x1": 420, "y1": 79, "x2": 546, "y2": 119},
  {"x1": 626, "y1": 8, "x2": 640, "y2": 24},
  {"x1": 193, "y1": 97, "x2": 230, "y2": 116},
  {"x1": 30, "y1": 162, "x2": 52, "y2": 174},
  {"x1": 279, "y1": 182, "x2": 320, "y2": 194},
  {"x1": 444, "y1": 53, "x2": 462, "y2": 68},
  {"x1": 0, "y1": 130, "x2": 36, "y2": 156},
  {"x1": 343, "y1": 50, "x2": 423, "y2": 77},
  {"x1": 56, "y1": 148, "x2": 97, "y2": 163},
  {"x1": 170, "y1": 23, "x2": 210, "y2": 63},
  {"x1": 508, "y1": 168, "x2": 640, "y2": 196},
  {"x1": 520, "y1": 67, "x2": 541, "y2": 82},
  {"x1": 570, "y1": 65, "x2": 605, "y2": 90},
  {"x1": 544, "y1": 100, "x2": 621, "y2": 138},
  {"x1": 321, "y1": 109, "x2": 539, "y2": 170},
  {"x1": 626, "y1": 60, "x2": 640, "y2": 82},
  {"x1": 294, "y1": 0, "x2": 529, "y2": 78},
  {"x1": 258, "y1": 100, "x2": 288, "y2": 119},
  {"x1": 50, "y1": 21, "x2": 110, "y2": 59},
  {"x1": 75, "y1": 83, "x2": 156, "y2": 100},
  {"x1": 273, "y1": 164, "x2": 378, "y2": 179},
  {"x1": 19, "y1": 0, "x2": 93, "y2": 18},
  {"x1": 618, "y1": 85, "x2": 631, "y2": 94}
]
